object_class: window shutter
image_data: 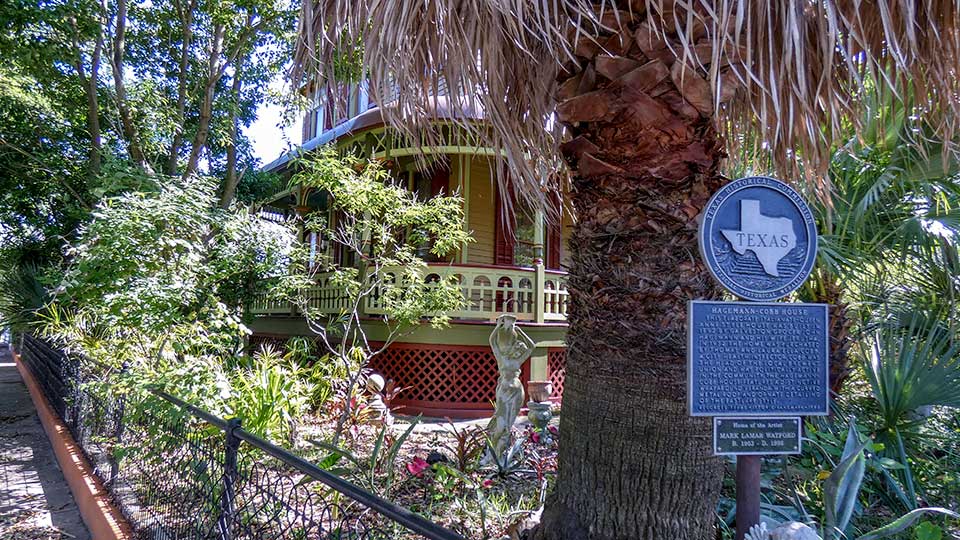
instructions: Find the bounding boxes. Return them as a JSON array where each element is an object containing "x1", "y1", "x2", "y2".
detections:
[
  {"x1": 430, "y1": 163, "x2": 450, "y2": 196},
  {"x1": 494, "y1": 179, "x2": 516, "y2": 266}
]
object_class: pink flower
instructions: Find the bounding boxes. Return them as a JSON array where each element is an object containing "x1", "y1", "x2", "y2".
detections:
[
  {"x1": 406, "y1": 457, "x2": 429, "y2": 478},
  {"x1": 530, "y1": 431, "x2": 541, "y2": 444},
  {"x1": 481, "y1": 479, "x2": 494, "y2": 489},
  {"x1": 548, "y1": 425, "x2": 559, "y2": 436}
]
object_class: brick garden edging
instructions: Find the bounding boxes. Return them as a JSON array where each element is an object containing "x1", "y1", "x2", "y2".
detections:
[{"x1": 13, "y1": 349, "x2": 134, "y2": 540}]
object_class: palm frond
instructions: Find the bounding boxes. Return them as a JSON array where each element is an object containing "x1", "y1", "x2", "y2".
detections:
[
  {"x1": 0, "y1": 263, "x2": 50, "y2": 332},
  {"x1": 859, "y1": 312, "x2": 960, "y2": 429},
  {"x1": 293, "y1": 1, "x2": 960, "y2": 203}
]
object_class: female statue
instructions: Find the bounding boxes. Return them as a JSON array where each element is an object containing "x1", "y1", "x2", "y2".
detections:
[{"x1": 486, "y1": 314, "x2": 536, "y2": 458}]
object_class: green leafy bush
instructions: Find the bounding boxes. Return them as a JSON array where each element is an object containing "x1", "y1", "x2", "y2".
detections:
[{"x1": 228, "y1": 346, "x2": 312, "y2": 444}]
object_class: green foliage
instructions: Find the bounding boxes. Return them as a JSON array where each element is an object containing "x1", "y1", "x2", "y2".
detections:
[
  {"x1": 484, "y1": 437, "x2": 527, "y2": 479},
  {"x1": 0, "y1": 262, "x2": 53, "y2": 333},
  {"x1": 284, "y1": 148, "x2": 472, "y2": 443},
  {"x1": 278, "y1": 337, "x2": 340, "y2": 411},
  {"x1": 857, "y1": 508, "x2": 959, "y2": 540},
  {"x1": 800, "y1": 106, "x2": 960, "y2": 327},
  {"x1": 0, "y1": 0, "x2": 297, "y2": 327},
  {"x1": 56, "y1": 177, "x2": 288, "y2": 347},
  {"x1": 228, "y1": 346, "x2": 312, "y2": 443},
  {"x1": 235, "y1": 169, "x2": 286, "y2": 205},
  {"x1": 289, "y1": 149, "x2": 471, "y2": 329},
  {"x1": 42, "y1": 176, "x2": 295, "y2": 430},
  {"x1": 0, "y1": 68, "x2": 88, "y2": 245},
  {"x1": 308, "y1": 418, "x2": 421, "y2": 497},
  {"x1": 824, "y1": 419, "x2": 870, "y2": 537},
  {"x1": 762, "y1": 417, "x2": 960, "y2": 540},
  {"x1": 860, "y1": 316, "x2": 960, "y2": 431},
  {"x1": 914, "y1": 521, "x2": 943, "y2": 540}
]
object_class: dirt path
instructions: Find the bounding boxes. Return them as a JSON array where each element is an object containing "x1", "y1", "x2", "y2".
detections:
[{"x1": 0, "y1": 344, "x2": 90, "y2": 540}]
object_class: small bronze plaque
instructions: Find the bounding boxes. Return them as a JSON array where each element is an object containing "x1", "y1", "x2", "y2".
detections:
[{"x1": 714, "y1": 417, "x2": 801, "y2": 455}]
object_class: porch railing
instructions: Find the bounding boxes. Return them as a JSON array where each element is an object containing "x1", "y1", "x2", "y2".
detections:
[
  {"x1": 251, "y1": 263, "x2": 569, "y2": 323},
  {"x1": 16, "y1": 334, "x2": 463, "y2": 540}
]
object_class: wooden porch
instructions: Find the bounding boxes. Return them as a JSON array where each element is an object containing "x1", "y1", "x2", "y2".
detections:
[{"x1": 250, "y1": 262, "x2": 569, "y2": 324}]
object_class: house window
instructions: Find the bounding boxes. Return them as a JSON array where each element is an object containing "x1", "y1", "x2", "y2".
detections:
[
  {"x1": 308, "y1": 231, "x2": 319, "y2": 270},
  {"x1": 513, "y1": 208, "x2": 537, "y2": 268},
  {"x1": 410, "y1": 164, "x2": 450, "y2": 262},
  {"x1": 495, "y1": 186, "x2": 563, "y2": 269},
  {"x1": 303, "y1": 88, "x2": 328, "y2": 142}
]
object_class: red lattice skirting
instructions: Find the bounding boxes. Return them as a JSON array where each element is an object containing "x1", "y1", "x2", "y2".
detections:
[
  {"x1": 370, "y1": 342, "x2": 566, "y2": 419},
  {"x1": 547, "y1": 349, "x2": 566, "y2": 403},
  {"x1": 249, "y1": 335, "x2": 567, "y2": 419}
]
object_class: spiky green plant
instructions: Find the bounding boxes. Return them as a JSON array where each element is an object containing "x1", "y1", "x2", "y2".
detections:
[{"x1": 0, "y1": 262, "x2": 50, "y2": 333}]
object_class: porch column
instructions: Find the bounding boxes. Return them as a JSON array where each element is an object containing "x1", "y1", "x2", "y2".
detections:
[
  {"x1": 529, "y1": 346, "x2": 549, "y2": 382},
  {"x1": 459, "y1": 155, "x2": 471, "y2": 263},
  {"x1": 533, "y1": 208, "x2": 546, "y2": 323},
  {"x1": 533, "y1": 208, "x2": 545, "y2": 262}
]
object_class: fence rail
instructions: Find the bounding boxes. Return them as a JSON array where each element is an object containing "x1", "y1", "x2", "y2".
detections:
[{"x1": 17, "y1": 334, "x2": 464, "y2": 540}]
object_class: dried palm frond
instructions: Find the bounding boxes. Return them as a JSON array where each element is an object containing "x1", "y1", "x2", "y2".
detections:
[{"x1": 293, "y1": 1, "x2": 960, "y2": 206}]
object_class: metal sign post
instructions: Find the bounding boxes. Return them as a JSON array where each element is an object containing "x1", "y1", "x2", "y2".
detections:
[
  {"x1": 691, "y1": 176, "x2": 826, "y2": 540},
  {"x1": 736, "y1": 455, "x2": 762, "y2": 540}
]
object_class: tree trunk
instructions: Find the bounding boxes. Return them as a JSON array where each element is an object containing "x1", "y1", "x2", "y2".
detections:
[
  {"x1": 110, "y1": 0, "x2": 150, "y2": 171},
  {"x1": 816, "y1": 275, "x2": 854, "y2": 395},
  {"x1": 183, "y1": 23, "x2": 224, "y2": 178},
  {"x1": 70, "y1": 5, "x2": 104, "y2": 179},
  {"x1": 165, "y1": 0, "x2": 196, "y2": 175},
  {"x1": 86, "y1": 30, "x2": 103, "y2": 178},
  {"x1": 219, "y1": 64, "x2": 243, "y2": 209},
  {"x1": 536, "y1": 12, "x2": 734, "y2": 540}
]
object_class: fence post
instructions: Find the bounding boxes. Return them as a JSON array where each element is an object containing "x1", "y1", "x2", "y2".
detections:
[
  {"x1": 109, "y1": 362, "x2": 129, "y2": 485},
  {"x1": 65, "y1": 351, "x2": 83, "y2": 434},
  {"x1": 217, "y1": 418, "x2": 241, "y2": 540}
]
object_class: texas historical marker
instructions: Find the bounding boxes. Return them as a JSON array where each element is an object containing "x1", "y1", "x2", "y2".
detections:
[
  {"x1": 688, "y1": 300, "x2": 828, "y2": 417},
  {"x1": 690, "y1": 175, "x2": 829, "y2": 539},
  {"x1": 698, "y1": 176, "x2": 818, "y2": 302},
  {"x1": 690, "y1": 175, "x2": 828, "y2": 419}
]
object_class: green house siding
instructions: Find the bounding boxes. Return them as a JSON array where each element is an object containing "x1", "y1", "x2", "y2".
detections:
[{"x1": 466, "y1": 156, "x2": 496, "y2": 265}]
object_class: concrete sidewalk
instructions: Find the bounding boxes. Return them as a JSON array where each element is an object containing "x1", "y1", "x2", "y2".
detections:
[{"x1": 0, "y1": 345, "x2": 89, "y2": 540}]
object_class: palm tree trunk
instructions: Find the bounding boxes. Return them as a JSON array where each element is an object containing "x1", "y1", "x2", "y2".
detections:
[
  {"x1": 817, "y1": 275, "x2": 854, "y2": 395},
  {"x1": 536, "y1": 19, "x2": 729, "y2": 540}
]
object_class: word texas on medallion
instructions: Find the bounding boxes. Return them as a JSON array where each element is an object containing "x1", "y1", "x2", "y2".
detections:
[{"x1": 699, "y1": 176, "x2": 817, "y2": 301}]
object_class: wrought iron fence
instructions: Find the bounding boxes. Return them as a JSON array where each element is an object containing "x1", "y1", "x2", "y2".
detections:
[{"x1": 17, "y1": 334, "x2": 464, "y2": 540}]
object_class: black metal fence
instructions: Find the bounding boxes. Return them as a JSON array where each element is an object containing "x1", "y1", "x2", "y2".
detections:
[{"x1": 17, "y1": 334, "x2": 464, "y2": 540}]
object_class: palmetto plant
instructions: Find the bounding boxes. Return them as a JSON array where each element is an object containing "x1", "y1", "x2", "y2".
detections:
[
  {"x1": 293, "y1": 2, "x2": 960, "y2": 538},
  {"x1": 856, "y1": 313, "x2": 960, "y2": 511},
  {"x1": 0, "y1": 262, "x2": 50, "y2": 333},
  {"x1": 799, "y1": 109, "x2": 960, "y2": 393},
  {"x1": 749, "y1": 419, "x2": 960, "y2": 540},
  {"x1": 862, "y1": 317, "x2": 960, "y2": 430}
]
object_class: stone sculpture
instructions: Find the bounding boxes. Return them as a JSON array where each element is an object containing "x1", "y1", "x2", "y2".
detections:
[
  {"x1": 365, "y1": 372, "x2": 392, "y2": 426},
  {"x1": 486, "y1": 314, "x2": 536, "y2": 458},
  {"x1": 769, "y1": 522, "x2": 821, "y2": 540}
]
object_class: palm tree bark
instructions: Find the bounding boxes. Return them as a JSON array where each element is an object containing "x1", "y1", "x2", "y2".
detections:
[
  {"x1": 817, "y1": 275, "x2": 854, "y2": 395},
  {"x1": 536, "y1": 20, "x2": 730, "y2": 540}
]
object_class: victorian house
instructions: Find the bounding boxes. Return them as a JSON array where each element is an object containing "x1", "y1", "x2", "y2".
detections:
[{"x1": 250, "y1": 81, "x2": 571, "y2": 418}]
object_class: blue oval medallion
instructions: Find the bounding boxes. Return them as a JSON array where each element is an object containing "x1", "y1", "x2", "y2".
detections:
[{"x1": 699, "y1": 176, "x2": 818, "y2": 301}]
